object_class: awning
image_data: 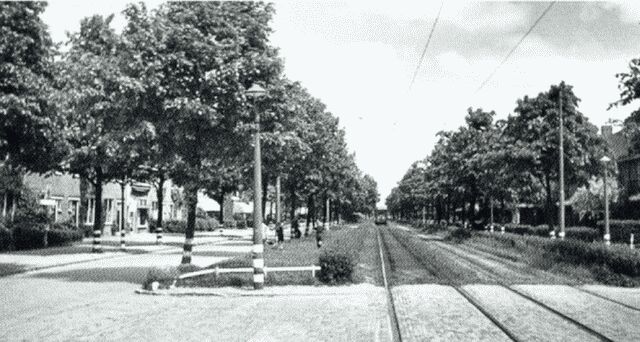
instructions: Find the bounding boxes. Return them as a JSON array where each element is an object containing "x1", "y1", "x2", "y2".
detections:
[
  {"x1": 39, "y1": 199, "x2": 56, "y2": 206},
  {"x1": 131, "y1": 183, "x2": 151, "y2": 195},
  {"x1": 197, "y1": 192, "x2": 220, "y2": 212}
]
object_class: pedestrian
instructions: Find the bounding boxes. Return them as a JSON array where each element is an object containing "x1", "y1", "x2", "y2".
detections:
[
  {"x1": 291, "y1": 215, "x2": 301, "y2": 239},
  {"x1": 275, "y1": 222, "x2": 284, "y2": 249},
  {"x1": 315, "y1": 224, "x2": 324, "y2": 248}
]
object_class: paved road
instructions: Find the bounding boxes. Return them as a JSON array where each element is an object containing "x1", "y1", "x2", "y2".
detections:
[
  {"x1": 380, "y1": 224, "x2": 640, "y2": 342},
  {"x1": 0, "y1": 231, "x2": 390, "y2": 342}
]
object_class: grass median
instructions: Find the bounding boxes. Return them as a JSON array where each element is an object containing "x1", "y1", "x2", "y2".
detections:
[
  {"x1": 461, "y1": 231, "x2": 640, "y2": 287},
  {"x1": 173, "y1": 222, "x2": 381, "y2": 288}
]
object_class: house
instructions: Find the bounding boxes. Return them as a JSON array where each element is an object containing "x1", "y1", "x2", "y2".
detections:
[
  {"x1": 22, "y1": 173, "x2": 186, "y2": 234},
  {"x1": 601, "y1": 124, "x2": 640, "y2": 217}
]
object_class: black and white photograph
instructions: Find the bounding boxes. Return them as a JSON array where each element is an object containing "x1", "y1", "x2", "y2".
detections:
[{"x1": 0, "y1": 0, "x2": 639, "y2": 341}]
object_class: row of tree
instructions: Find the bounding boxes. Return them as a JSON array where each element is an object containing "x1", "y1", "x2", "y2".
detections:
[
  {"x1": 0, "y1": 2, "x2": 379, "y2": 259},
  {"x1": 387, "y1": 81, "x2": 616, "y2": 229}
]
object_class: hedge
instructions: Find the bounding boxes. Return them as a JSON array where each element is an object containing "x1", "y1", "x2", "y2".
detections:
[
  {"x1": 484, "y1": 232, "x2": 640, "y2": 278},
  {"x1": 150, "y1": 217, "x2": 221, "y2": 234},
  {"x1": 0, "y1": 226, "x2": 12, "y2": 251},
  {"x1": 597, "y1": 220, "x2": 640, "y2": 244},
  {"x1": 502, "y1": 224, "x2": 599, "y2": 242}
]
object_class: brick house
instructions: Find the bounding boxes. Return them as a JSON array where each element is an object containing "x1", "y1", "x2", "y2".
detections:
[
  {"x1": 22, "y1": 173, "x2": 186, "y2": 234},
  {"x1": 601, "y1": 125, "x2": 640, "y2": 217}
]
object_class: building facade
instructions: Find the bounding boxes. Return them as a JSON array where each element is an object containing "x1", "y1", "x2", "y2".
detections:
[{"x1": 23, "y1": 173, "x2": 186, "y2": 234}]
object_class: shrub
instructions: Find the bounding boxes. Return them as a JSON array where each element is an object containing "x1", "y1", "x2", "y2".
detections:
[
  {"x1": 484, "y1": 232, "x2": 640, "y2": 278},
  {"x1": 47, "y1": 222, "x2": 83, "y2": 247},
  {"x1": 11, "y1": 209, "x2": 49, "y2": 250},
  {"x1": 597, "y1": 220, "x2": 640, "y2": 244},
  {"x1": 156, "y1": 218, "x2": 221, "y2": 233},
  {"x1": 317, "y1": 249, "x2": 355, "y2": 284},
  {"x1": 143, "y1": 266, "x2": 180, "y2": 290},
  {"x1": 0, "y1": 225, "x2": 12, "y2": 251},
  {"x1": 565, "y1": 226, "x2": 599, "y2": 242},
  {"x1": 445, "y1": 227, "x2": 472, "y2": 242}
]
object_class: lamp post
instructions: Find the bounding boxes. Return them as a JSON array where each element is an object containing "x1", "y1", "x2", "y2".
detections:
[
  {"x1": 247, "y1": 83, "x2": 267, "y2": 290},
  {"x1": 601, "y1": 155, "x2": 611, "y2": 246}
]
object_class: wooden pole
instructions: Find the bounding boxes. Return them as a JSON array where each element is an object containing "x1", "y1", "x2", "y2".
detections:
[{"x1": 558, "y1": 87, "x2": 566, "y2": 240}]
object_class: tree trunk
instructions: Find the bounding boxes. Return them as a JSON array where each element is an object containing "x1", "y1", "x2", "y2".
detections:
[
  {"x1": 156, "y1": 175, "x2": 165, "y2": 230},
  {"x1": 218, "y1": 192, "x2": 225, "y2": 224},
  {"x1": 305, "y1": 195, "x2": 311, "y2": 234},
  {"x1": 322, "y1": 192, "x2": 328, "y2": 227},
  {"x1": 2, "y1": 192, "x2": 6, "y2": 217},
  {"x1": 93, "y1": 167, "x2": 104, "y2": 235},
  {"x1": 10, "y1": 192, "x2": 16, "y2": 221},
  {"x1": 289, "y1": 184, "x2": 297, "y2": 221},
  {"x1": 182, "y1": 186, "x2": 198, "y2": 264}
]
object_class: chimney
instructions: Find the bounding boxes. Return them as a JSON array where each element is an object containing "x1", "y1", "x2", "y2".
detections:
[{"x1": 601, "y1": 125, "x2": 613, "y2": 140}]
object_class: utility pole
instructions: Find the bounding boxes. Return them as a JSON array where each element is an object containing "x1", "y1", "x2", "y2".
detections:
[
  {"x1": 325, "y1": 197, "x2": 330, "y2": 228},
  {"x1": 558, "y1": 87, "x2": 566, "y2": 240},
  {"x1": 601, "y1": 156, "x2": 611, "y2": 245},
  {"x1": 490, "y1": 196, "x2": 494, "y2": 232}
]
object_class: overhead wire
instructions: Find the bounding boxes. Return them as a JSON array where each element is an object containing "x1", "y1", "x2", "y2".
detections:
[
  {"x1": 409, "y1": 1, "x2": 444, "y2": 90},
  {"x1": 476, "y1": 1, "x2": 557, "y2": 92}
]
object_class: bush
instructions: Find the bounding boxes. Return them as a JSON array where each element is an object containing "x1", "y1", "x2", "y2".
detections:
[
  {"x1": 143, "y1": 266, "x2": 180, "y2": 290},
  {"x1": 565, "y1": 226, "x2": 599, "y2": 242},
  {"x1": 597, "y1": 220, "x2": 640, "y2": 244},
  {"x1": 445, "y1": 227, "x2": 472, "y2": 242},
  {"x1": 0, "y1": 225, "x2": 12, "y2": 251},
  {"x1": 156, "y1": 218, "x2": 220, "y2": 233},
  {"x1": 317, "y1": 249, "x2": 355, "y2": 284},
  {"x1": 47, "y1": 221, "x2": 83, "y2": 247},
  {"x1": 485, "y1": 232, "x2": 640, "y2": 278}
]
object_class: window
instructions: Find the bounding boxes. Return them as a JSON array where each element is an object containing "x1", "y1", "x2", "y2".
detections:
[
  {"x1": 68, "y1": 199, "x2": 79, "y2": 226},
  {"x1": 138, "y1": 199, "x2": 147, "y2": 207},
  {"x1": 86, "y1": 198, "x2": 95, "y2": 224},
  {"x1": 54, "y1": 198, "x2": 63, "y2": 222},
  {"x1": 152, "y1": 201, "x2": 158, "y2": 211}
]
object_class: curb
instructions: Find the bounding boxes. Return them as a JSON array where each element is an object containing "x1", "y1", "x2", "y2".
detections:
[{"x1": 135, "y1": 284, "x2": 384, "y2": 298}]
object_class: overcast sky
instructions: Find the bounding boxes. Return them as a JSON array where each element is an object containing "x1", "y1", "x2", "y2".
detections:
[{"x1": 42, "y1": 1, "x2": 640, "y2": 205}]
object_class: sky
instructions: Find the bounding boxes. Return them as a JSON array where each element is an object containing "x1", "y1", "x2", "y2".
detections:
[{"x1": 41, "y1": 1, "x2": 640, "y2": 205}]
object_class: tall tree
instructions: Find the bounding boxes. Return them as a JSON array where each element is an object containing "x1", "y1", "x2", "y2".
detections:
[
  {"x1": 0, "y1": 2, "x2": 66, "y2": 173},
  {"x1": 56, "y1": 14, "x2": 136, "y2": 241},
  {"x1": 157, "y1": 2, "x2": 281, "y2": 264},
  {"x1": 503, "y1": 82, "x2": 607, "y2": 230}
]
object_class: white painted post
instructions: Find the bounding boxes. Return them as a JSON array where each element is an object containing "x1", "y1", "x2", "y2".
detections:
[
  {"x1": 631, "y1": 233, "x2": 635, "y2": 249},
  {"x1": 500, "y1": 225, "x2": 505, "y2": 234}
]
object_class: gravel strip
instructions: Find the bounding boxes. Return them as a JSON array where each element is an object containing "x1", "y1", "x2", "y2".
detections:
[
  {"x1": 392, "y1": 284, "x2": 511, "y2": 342},
  {"x1": 463, "y1": 285, "x2": 599, "y2": 342},
  {"x1": 514, "y1": 284, "x2": 640, "y2": 342},
  {"x1": 579, "y1": 285, "x2": 640, "y2": 310}
]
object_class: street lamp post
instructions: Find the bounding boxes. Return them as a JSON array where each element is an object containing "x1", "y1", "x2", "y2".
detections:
[
  {"x1": 601, "y1": 156, "x2": 611, "y2": 246},
  {"x1": 247, "y1": 84, "x2": 267, "y2": 290}
]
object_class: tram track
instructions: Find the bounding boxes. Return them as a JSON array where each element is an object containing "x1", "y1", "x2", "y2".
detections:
[{"x1": 379, "y1": 225, "x2": 614, "y2": 342}]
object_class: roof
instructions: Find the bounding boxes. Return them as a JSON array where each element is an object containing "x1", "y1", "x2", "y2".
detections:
[
  {"x1": 197, "y1": 191, "x2": 220, "y2": 212},
  {"x1": 603, "y1": 128, "x2": 629, "y2": 160}
]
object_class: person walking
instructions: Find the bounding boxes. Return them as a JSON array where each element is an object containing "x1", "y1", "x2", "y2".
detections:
[
  {"x1": 275, "y1": 222, "x2": 284, "y2": 249},
  {"x1": 315, "y1": 224, "x2": 324, "y2": 248},
  {"x1": 291, "y1": 215, "x2": 301, "y2": 239}
]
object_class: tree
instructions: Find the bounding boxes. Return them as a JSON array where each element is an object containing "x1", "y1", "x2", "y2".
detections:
[
  {"x1": 503, "y1": 82, "x2": 607, "y2": 230},
  {"x1": 0, "y1": 2, "x2": 67, "y2": 173},
  {"x1": 156, "y1": 2, "x2": 281, "y2": 264},
  {"x1": 56, "y1": 14, "x2": 138, "y2": 240}
]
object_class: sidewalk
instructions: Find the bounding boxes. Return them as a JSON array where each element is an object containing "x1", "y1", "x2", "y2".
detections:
[{"x1": 0, "y1": 229, "x2": 252, "y2": 277}]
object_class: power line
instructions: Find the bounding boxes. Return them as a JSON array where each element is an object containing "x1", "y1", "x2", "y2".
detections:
[
  {"x1": 409, "y1": 1, "x2": 444, "y2": 90},
  {"x1": 476, "y1": 1, "x2": 556, "y2": 92}
]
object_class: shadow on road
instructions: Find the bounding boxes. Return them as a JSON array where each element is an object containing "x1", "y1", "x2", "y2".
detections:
[{"x1": 33, "y1": 266, "x2": 152, "y2": 284}]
